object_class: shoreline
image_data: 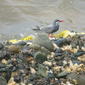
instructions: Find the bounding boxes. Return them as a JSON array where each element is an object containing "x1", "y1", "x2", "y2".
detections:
[{"x1": 0, "y1": 30, "x2": 85, "y2": 85}]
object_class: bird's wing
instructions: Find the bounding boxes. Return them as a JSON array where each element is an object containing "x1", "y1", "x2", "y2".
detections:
[{"x1": 41, "y1": 25, "x2": 55, "y2": 33}]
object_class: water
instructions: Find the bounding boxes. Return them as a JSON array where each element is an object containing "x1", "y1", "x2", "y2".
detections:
[{"x1": 0, "y1": 0, "x2": 85, "y2": 39}]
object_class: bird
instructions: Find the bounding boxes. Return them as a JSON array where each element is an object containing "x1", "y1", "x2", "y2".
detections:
[{"x1": 32, "y1": 19, "x2": 64, "y2": 34}]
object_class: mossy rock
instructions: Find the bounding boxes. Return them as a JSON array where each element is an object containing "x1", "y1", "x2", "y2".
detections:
[{"x1": 34, "y1": 51, "x2": 47, "y2": 63}]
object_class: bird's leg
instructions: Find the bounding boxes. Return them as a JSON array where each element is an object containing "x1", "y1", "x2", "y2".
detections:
[{"x1": 48, "y1": 34, "x2": 54, "y2": 38}]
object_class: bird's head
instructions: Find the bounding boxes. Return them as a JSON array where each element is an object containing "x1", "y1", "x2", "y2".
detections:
[
  {"x1": 54, "y1": 19, "x2": 64, "y2": 23},
  {"x1": 53, "y1": 19, "x2": 64, "y2": 26}
]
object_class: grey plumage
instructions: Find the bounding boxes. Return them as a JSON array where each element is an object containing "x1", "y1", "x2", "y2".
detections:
[{"x1": 32, "y1": 19, "x2": 63, "y2": 34}]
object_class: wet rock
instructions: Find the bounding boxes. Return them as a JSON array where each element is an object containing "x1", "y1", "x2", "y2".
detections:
[
  {"x1": 70, "y1": 35, "x2": 84, "y2": 49},
  {"x1": 47, "y1": 70, "x2": 55, "y2": 78},
  {"x1": 30, "y1": 44, "x2": 51, "y2": 56},
  {"x1": 53, "y1": 38, "x2": 70, "y2": 47},
  {"x1": 74, "y1": 51, "x2": 85, "y2": 57},
  {"x1": 7, "y1": 45, "x2": 20, "y2": 53},
  {"x1": 0, "y1": 64, "x2": 13, "y2": 72},
  {"x1": 37, "y1": 64, "x2": 48, "y2": 77},
  {"x1": 55, "y1": 55, "x2": 64, "y2": 61},
  {"x1": 5, "y1": 71, "x2": 12, "y2": 82},
  {"x1": 34, "y1": 51, "x2": 47, "y2": 63},
  {"x1": 0, "y1": 63, "x2": 7, "y2": 68},
  {"x1": 52, "y1": 66, "x2": 61, "y2": 74},
  {"x1": 29, "y1": 44, "x2": 41, "y2": 51},
  {"x1": 56, "y1": 71, "x2": 69, "y2": 78},
  {"x1": 1, "y1": 59, "x2": 8, "y2": 64},
  {"x1": 8, "y1": 77, "x2": 17, "y2": 85},
  {"x1": 33, "y1": 33, "x2": 54, "y2": 52},
  {"x1": 54, "y1": 48, "x2": 64, "y2": 57},
  {"x1": 29, "y1": 74, "x2": 41, "y2": 81},
  {"x1": 0, "y1": 76, "x2": 7, "y2": 85},
  {"x1": 29, "y1": 68, "x2": 36, "y2": 75},
  {"x1": 78, "y1": 54, "x2": 85, "y2": 62},
  {"x1": 0, "y1": 51, "x2": 10, "y2": 60},
  {"x1": 55, "y1": 48, "x2": 63, "y2": 53},
  {"x1": 43, "y1": 61, "x2": 52, "y2": 67},
  {"x1": 67, "y1": 72, "x2": 85, "y2": 85},
  {"x1": 32, "y1": 78, "x2": 49, "y2": 85},
  {"x1": 14, "y1": 41, "x2": 26, "y2": 46},
  {"x1": 21, "y1": 45, "x2": 31, "y2": 53},
  {"x1": 0, "y1": 43, "x2": 4, "y2": 50},
  {"x1": 0, "y1": 31, "x2": 84, "y2": 85},
  {"x1": 14, "y1": 75, "x2": 21, "y2": 83},
  {"x1": 65, "y1": 63, "x2": 85, "y2": 72}
]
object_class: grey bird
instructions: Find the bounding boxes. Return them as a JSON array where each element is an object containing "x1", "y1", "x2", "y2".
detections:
[{"x1": 32, "y1": 19, "x2": 64, "y2": 34}]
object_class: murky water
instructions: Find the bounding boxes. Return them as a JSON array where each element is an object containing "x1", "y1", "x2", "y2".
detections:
[{"x1": 0, "y1": 0, "x2": 85, "y2": 39}]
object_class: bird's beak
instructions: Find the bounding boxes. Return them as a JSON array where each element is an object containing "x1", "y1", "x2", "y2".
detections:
[{"x1": 59, "y1": 20, "x2": 64, "y2": 22}]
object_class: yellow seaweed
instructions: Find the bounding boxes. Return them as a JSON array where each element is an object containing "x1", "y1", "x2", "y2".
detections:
[
  {"x1": 9, "y1": 39, "x2": 20, "y2": 44},
  {"x1": 8, "y1": 30, "x2": 85, "y2": 44},
  {"x1": 21, "y1": 36, "x2": 33, "y2": 41}
]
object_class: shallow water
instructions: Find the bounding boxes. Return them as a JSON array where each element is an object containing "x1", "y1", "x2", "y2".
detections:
[{"x1": 0, "y1": 0, "x2": 85, "y2": 39}]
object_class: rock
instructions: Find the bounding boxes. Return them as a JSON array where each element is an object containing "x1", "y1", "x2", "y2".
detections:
[
  {"x1": 65, "y1": 63, "x2": 85, "y2": 72},
  {"x1": 33, "y1": 33, "x2": 54, "y2": 52},
  {"x1": 48, "y1": 73, "x2": 54, "y2": 78},
  {"x1": 8, "y1": 77, "x2": 17, "y2": 85},
  {"x1": 30, "y1": 44, "x2": 50, "y2": 55},
  {"x1": 74, "y1": 51, "x2": 85, "y2": 57},
  {"x1": 53, "y1": 38, "x2": 70, "y2": 47},
  {"x1": 5, "y1": 71, "x2": 12, "y2": 82},
  {"x1": 29, "y1": 74, "x2": 41, "y2": 81},
  {"x1": 43, "y1": 61, "x2": 52, "y2": 67},
  {"x1": 37, "y1": 64, "x2": 48, "y2": 77},
  {"x1": 14, "y1": 75, "x2": 21, "y2": 83},
  {"x1": 14, "y1": 41, "x2": 26, "y2": 46},
  {"x1": 0, "y1": 51, "x2": 10, "y2": 60},
  {"x1": 78, "y1": 54, "x2": 85, "y2": 62},
  {"x1": 1, "y1": 59, "x2": 8, "y2": 64},
  {"x1": 30, "y1": 67, "x2": 36, "y2": 74},
  {"x1": 56, "y1": 71, "x2": 69, "y2": 78},
  {"x1": 55, "y1": 48, "x2": 63, "y2": 53},
  {"x1": 34, "y1": 51, "x2": 47, "y2": 63},
  {"x1": 32, "y1": 78, "x2": 49, "y2": 85},
  {"x1": 67, "y1": 72, "x2": 85, "y2": 85},
  {"x1": 0, "y1": 43, "x2": 4, "y2": 50},
  {"x1": 52, "y1": 66, "x2": 61, "y2": 74},
  {"x1": 70, "y1": 35, "x2": 84, "y2": 49},
  {"x1": 0, "y1": 63, "x2": 6, "y2": 68},
  {"x1": 0, "y1": 76, "x2": 7, "y2": 85},
  {"x1": 40, "y1": 46, "x2": 51, "y2": 55},
  {"x1": 7, "y1": 45, "x2": 20, "y2": 53},
  {"x1": 29, "y1": 44, "x2": 41, "y2": 50}
]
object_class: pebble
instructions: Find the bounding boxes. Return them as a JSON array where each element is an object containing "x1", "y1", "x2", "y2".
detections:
[
  {"x1": 33, "y1": 33, "x2": 54, "y2": 51},
  {"x1": 0, "y1": 76, "x2": 7, "y2": 85},
  {"x1": 52, "y1": 66, "x2": 61, "y2": 74},
  {"x1": 7, "y1": 45, "x2": 20, "y2": 53},
  {"x1": 53, "y1": 38, "x2": 70, "y2": 47},
  {"x1": 56, "y1": 71, "x2": 69, "y2": 78},
  {"x1": 43, "y1": 61, "x2": 52, "y2": 66},
  {"x1": 37, "y1": 64, "x2": 48, "y2": 77},
  {"x1": 0, "y1": 43, "x2": 4, "y2": 50},
  {"x1": 34, "y1": 51, "x2": 47, "y2": 63},
  {"x1": 0, "y1": 31, "x2": 84, "y2": 85},
  {"x1": 78, "y1": 54, "x2": 85, "y2": 62},
  {"x1": 1, "y1": 59, "x2": 8, "y2": 64},
  {"x1": 14, "y1": 41, "x2": 26, "y2": 46},
  {"x1": 67, "y1": 72, "x2": 85, "y2": 85}
]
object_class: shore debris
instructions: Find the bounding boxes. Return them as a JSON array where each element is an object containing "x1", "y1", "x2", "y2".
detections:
[{"x1": 0, "y1": 30, "x2": 85, "y2": 85}]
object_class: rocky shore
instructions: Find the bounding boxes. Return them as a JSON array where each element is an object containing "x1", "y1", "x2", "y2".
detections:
[{"x1": 0, "y1": 31, "x2": 85, "y2": 85}]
